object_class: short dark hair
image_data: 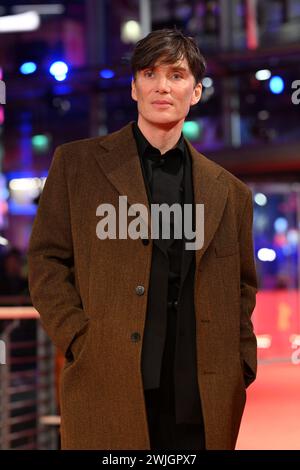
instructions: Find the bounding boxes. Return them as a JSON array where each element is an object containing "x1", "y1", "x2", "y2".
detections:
[{"x1": 131, "y1": 28, "x2": 206, "y2": 85}]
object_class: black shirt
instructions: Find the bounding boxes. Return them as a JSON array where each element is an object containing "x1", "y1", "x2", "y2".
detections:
[
  {"x1": 132, "y1": 121, "x2": 186, "y2": 298},
  {"x1": 132, "y1": 121, "x2": 185, "y2": 193},
  {"x1": 132, "y1": 121, "x2": 203, "y2": 426}
]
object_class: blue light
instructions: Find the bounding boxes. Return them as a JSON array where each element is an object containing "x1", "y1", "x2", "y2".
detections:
[
  {"x1": 274, "y1": 217, "x2": 288, "y2": 233},
  {"x1": 269, "y1": 76, "x2": 284, "y2": 94},
  {"x1": 53, "y1": 84, "x2": 72, "y2": 95},
  {"x1": 49, "y1": 61, "x2": 69, "y2": 81},
  {"x1": 100, "y1": 69, "x2": 115, "y2": 79},
  {"x1": 8, "y1": 200, "x2": 37, "y2": 216},
  {"x1": 20, "y1": 62, "x2": 37, "y2": 75}
]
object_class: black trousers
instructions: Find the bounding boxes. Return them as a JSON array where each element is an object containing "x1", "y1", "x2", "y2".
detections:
[
  {"x1": 144, "y1": 305, "x2": 205, "y2": 451},
  {"x1": 145, "y1": 388, "x2": 205, "y2": 450}
]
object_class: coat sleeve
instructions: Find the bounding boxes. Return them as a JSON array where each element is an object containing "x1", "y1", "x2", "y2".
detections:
[
  {"x1": 238, "y1": 190, "x2": 258, "y2": 388},
  {"x1": 27, "y1": 146, "x2": 89, "y2": 358}
]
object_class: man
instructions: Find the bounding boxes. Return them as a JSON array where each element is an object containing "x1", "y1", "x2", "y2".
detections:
[{"x1": 28, "y1": 29, "x2": 257, "y2": 450}]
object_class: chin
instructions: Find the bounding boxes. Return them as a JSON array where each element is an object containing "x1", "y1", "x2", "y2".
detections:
[{"x1": 148, "y1": 115, "x2": 181, "y2": 127}]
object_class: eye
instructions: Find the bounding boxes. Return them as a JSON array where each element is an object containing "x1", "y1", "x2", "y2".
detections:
[
  {"x1": 144, "y1": 70, "x2": 154, "y2": 78},
  {"x1": 172, "y1": 73, "x2": 183, "y2": 80}
]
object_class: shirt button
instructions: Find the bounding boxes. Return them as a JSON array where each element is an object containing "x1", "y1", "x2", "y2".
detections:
[
  {"x1": 142, "y1": 238, "x2": 149, "y2": 246},
  {"x1": 131, "y1": 332, "x2": 141, "y2": 342},
  {"x1": 135, "y1": 285, "x2": 145, "y2": 296}
]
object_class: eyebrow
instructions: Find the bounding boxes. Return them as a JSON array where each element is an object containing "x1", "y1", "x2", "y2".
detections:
[
  {"x1": 145, "y1": 65, "x2": 188, "y2": 73},
  {"x1": 168, "y1": 66, "x2": 188, "y2": 72}
]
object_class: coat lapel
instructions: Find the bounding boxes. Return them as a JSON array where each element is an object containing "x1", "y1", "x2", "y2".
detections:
[
  {"x1": 94, "y1": 122, "x2": 151, "y2": 233},
  {"x1": 186, "y1": 141, "x2": 229, "y2": 270}
]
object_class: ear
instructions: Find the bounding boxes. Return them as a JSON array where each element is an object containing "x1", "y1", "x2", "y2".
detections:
[
  {"x1": 190, "y1": 82, "x2": 202, "y2": 106},
  {"x1": 131, "y1": 78, "x2": 137, "y2": 102}
]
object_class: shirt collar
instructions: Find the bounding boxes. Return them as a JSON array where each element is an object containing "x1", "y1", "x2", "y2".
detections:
[{"x1": 132, "y1": 121, "x2": 185, "y2": 158}]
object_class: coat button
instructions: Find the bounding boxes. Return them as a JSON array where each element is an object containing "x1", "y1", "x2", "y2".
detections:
[
  {"x1": 131, "y1": 332, "x2": 141, "y2": 342},
  {"x1": 142, "y1": 238, "x2": 149, "y2": 246},
  {"x1": 135, "y1": 285, "x2": 145, "y2": 295}
]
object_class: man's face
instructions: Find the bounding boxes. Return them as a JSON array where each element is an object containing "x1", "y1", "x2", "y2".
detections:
[{"x1": 131, "y1": 57, "x2": 202, "y2": 128}]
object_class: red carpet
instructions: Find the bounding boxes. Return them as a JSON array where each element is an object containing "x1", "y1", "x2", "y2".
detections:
[{"x1": 236, "y1": 362, "x2": 300, "y2": 449}]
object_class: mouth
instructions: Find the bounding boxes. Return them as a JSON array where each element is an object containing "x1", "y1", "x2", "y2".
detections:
[{"x1": 152, "y1": 101, "x2": 173, "y2": 107}]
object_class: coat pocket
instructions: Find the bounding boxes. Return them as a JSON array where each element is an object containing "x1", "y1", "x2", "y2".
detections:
[{"x1": 63, "y1": 320, "x2": 91, "y2": 370}]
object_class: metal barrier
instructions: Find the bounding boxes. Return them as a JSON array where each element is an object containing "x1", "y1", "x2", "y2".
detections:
[{"x1": 0, "y1": 306, "x2": 58, "y2": 449}]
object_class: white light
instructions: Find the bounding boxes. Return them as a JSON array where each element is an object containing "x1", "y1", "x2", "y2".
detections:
[
  {"x1": 13, "y1": 4, "x2": 65, "y2": 15},
  {"x1": 257, "y1": 335, "x2": 272, "y2": 349},
  {"x1": 255, "y1": 69, "x2": 271, "y2": 81},
  {"x1": 257, "y1": 248, "x2": 276, "y2": 262},
  {"x1": 202, "y1": 77, "x2": 213, "y2": 88},
  {"x1": 0, "y1": 12, "x2": 40, "y2": 33},
  {"x1": 9, "y1": 177, "x2": 43, "y2": 203},
  {"x1": 121, "y1": 20, "x2": 141, "y2": 44},
  {"x1": 287, "y1": 229, "x2": 299, "y2": 245},
  {"x1": 9, "y1": 177, "x2": 41, "y2": 191},
  {"x1": 54, "y1": 74, "x2": 67, "y2": 82},
  {"x1": 0, "y1": 235, "x2": 9, "y2": 246},
  {"x1": 49, "y1": 61, "x2": 68, "y2": 77},
  {"x1": 254, "y1": 193, "x2": 267, "y2": 206}
]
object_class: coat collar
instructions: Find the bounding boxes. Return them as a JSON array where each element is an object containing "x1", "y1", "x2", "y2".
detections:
[{"x1": 93, "y1": 121, "x2": 229, "y2": 267}]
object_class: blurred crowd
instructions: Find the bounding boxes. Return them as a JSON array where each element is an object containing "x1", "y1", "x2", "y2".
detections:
[{"x1": 0, "y1": 247, "x2": 29, "y2": 301}]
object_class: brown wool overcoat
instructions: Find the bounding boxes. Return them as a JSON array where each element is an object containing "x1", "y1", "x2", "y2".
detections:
[{"x1": 27, "y1": 122, "x2": 257, "y2": 450}]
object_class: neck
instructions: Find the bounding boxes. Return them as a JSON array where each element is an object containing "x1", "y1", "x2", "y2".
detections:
[{"x1": 137, "y1": 116, "x2": 184, "y2": 155}]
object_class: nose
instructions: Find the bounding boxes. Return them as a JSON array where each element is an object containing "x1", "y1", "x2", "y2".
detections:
[{"x1": 155, "y1": 75, "x2": 171, "y2": 93}]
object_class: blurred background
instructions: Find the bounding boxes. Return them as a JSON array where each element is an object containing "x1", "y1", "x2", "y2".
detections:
[{"x1": 0, "y1": 0, "x2": 300, "y2": 450}]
